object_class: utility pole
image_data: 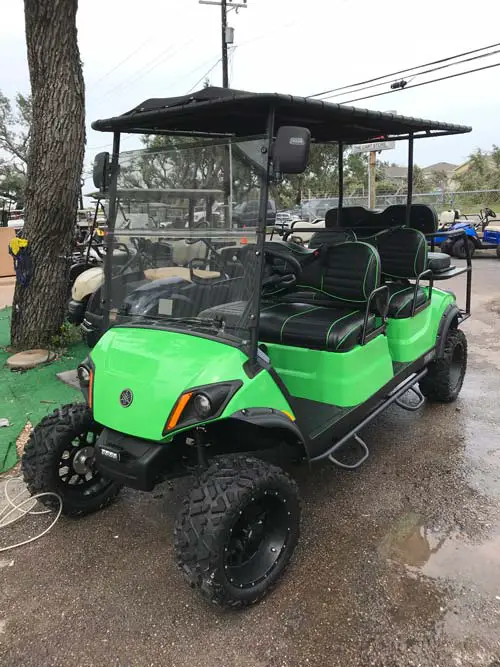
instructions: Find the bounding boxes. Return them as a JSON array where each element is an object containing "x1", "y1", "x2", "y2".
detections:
[
  {"x1": 199, "y1": 0, "x2": 247, "y2": 227},
  {"x1": 199, "y1": 0, "x2": 247, "y2": 88},
  {"x1": 368, "y1": 151, "x2": 376, "y2": 209},
  {"x1": 221, "y1": 0, "x2": 229, "y2": 87}
]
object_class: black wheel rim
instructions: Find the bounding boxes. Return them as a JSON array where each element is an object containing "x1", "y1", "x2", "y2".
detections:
[
  {"x1": 224, "y1": 490, "x2": 291, "y2": 589},
  {"x1": 58, "y1": 427, "x2": 110, "y2": 496},
  {"x1": 449, "y1": 342, "x2": 465, "y2": 390}
]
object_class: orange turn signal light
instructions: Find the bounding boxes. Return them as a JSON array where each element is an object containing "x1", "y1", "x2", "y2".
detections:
[
  {"x1": 88, "y1": 368, "x2": 95, "y2": 410},
  {"x1": 165, "y1": 392, "x2": 193, "y2": 432}
]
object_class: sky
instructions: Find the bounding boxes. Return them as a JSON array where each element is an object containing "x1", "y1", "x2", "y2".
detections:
[{"x1": 1, "y1": 0, "x2": 499, "y2": 198}]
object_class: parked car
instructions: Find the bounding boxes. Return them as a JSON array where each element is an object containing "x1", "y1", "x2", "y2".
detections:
[{"x1": 233, "y1": 198, "x2": 276, "y2": 227}]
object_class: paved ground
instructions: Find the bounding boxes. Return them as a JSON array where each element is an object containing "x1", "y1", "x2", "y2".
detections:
[
  {"x1": 1, "y1": 255, "x2": 500, "y2": 667},
  {"x1": 0, "y1": 278, "x2": 15, "y2": 309}
]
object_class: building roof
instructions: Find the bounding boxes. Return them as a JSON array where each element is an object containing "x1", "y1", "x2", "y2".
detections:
[
  {"x1": 384, "y1": 165, "x2": 409, "y2": 180},
  {"x1": 91, "y1": 86, "x2": 472, "y2": 144},
  {"x1": 422, "y1": 161, "x2": 458, "y2": 173}
]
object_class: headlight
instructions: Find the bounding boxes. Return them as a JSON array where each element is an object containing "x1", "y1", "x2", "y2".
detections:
[
  {"x1": 193, "y1": 394, "x2": 212, "y2": 418},
  {"x1": 163, "y1": 381, "x2": 243, "y2": 435}
]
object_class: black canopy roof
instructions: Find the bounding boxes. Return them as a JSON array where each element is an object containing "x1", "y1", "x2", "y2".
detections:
[{"x1": 91, "y1": 86, "x2": 471, "y2": 143}]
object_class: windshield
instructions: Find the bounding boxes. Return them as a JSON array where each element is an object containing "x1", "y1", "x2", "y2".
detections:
[{"x1": 103, "y1": 137, "x2": 267, "y2": 346}]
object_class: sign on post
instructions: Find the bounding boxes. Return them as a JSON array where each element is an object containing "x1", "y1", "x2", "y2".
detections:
[{"x1": 351, "y1": 141, "x2": 395, "y2": 154}]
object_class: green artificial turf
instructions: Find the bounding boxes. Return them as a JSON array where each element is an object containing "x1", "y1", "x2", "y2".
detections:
[{"x1": 0, "y1": 307, "x2": 87, "y2": 473}]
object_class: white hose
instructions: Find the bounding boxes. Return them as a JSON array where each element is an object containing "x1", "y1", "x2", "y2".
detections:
[{"x1": 0, "y1": 477, "x2": 62, "y2": 552}]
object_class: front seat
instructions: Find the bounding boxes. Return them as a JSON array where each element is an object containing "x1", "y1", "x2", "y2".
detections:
[{"x1": 259, "y1": 241, "x2": 382, "y2": 352}]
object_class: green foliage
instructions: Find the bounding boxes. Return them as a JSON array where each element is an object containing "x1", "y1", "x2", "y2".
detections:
[
  {"x1": 119, "y1": 134, "x2": 261, "y2": 204},
  {"x1": 456, "y1": 146, "x2": 500, "y2": 191},
  {"x1": 0, "y1": 90, "x2": 31, "y2": 204},
  {"x1": 49, "y1": 321, "x2": 83, "y2": 350},
  {"x1": 274, "y1": 146, "x2": 372, "y2": 208}
]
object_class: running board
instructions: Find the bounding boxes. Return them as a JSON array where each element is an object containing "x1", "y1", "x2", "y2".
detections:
[
  {"x1": 311, "y1": 368, "x2": 428, "y2": 467},
  {"x1": 328, "y1": 434, "x2": 369, "y2": 470},
  {"x1": 395, "y1": 384, "x2": 425, "y2": 411}
]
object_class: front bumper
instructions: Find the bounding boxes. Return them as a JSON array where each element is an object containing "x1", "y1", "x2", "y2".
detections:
[
  {"x1": 95, "y1": 428, "x2": 170, "y2": 491},
  {"x1": 67, "y1": 299, "x2": 86, "y2": 325},
  {"x1": 80, "y1": 316, "x2": 103, "y2": 348}
]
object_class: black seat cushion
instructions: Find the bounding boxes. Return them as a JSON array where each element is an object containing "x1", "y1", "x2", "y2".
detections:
[
  {"x1": 259, "y1": 302, "x2": 376, "y2": 352},
  {"x1": 386, "y1": 283, "x2": 427, "y2": 319},
  {"x1": 427, "y1": 251, "x2": 451, "y2": 272}
]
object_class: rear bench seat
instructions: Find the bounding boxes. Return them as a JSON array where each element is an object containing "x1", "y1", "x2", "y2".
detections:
[{"x1": 324, "y1": 204, "x2": 452, "y2": 276}]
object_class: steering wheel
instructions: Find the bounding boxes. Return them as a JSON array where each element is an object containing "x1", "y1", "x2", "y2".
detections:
[{"x1": 262, "y1": 247, "x2": 302, "y2": 296}]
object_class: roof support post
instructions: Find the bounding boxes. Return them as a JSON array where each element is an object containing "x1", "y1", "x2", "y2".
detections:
[
  {"x1": 101, "y1": 131, "x2": 120, "y2": 332},
  {"x1": 248, "y1": 107, "x2": 275, "y2": 368},
  {"x1": 337, "y1": 141, "x2": 343, "y2": 226},
  {"x1": 406, "y1": 132, "x2": 414, "y2": 226}
]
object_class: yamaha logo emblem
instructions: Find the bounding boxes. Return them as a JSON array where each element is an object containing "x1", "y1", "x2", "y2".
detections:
[{"x1": 119, "y1": 389, "x2": 133, "y2": 407}]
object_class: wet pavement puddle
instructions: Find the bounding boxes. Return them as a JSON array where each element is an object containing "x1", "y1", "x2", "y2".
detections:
[{"x1": 380, "y1": 511, "x2": 500, "y2": 590}]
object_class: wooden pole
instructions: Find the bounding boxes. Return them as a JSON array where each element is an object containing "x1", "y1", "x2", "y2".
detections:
[{"x1": 368, "y1": 150, "x2": 376, "y2": 209}]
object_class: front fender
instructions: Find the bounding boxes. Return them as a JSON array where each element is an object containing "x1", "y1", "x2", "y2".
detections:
[
  {"x1": 71, "y1": 266, "x2": 104, "y2": 301},
  {"x1": 435, "y1": 303, "x2": 460, "y2": 358}
]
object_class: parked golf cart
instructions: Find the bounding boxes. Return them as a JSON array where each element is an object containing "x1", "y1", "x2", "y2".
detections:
[
  {"x1": 22, "y1": 87, "x2": 472, "y2": 608},
  {"x1": 435, "y1": 207, "x2": 498, "y2": 258},
  {"x1": 69, "y1": 187, "x2": 225, "y2": 344}
]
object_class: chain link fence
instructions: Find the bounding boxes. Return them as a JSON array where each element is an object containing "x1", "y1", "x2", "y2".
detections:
[{"x1": 295, "y1": 190, "x2": 500, "y2": 218}]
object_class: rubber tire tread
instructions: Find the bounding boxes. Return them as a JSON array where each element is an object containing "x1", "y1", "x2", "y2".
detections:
[
  {"x1": 174, "y1": 455, "x2": 301, "y2": 608},
  {"x1": 21, "y1": 403, "x2": 122, "y2": 517},
  {"x1": 420, "y1": 328, "x2": 467, "y2": 403},
  {"x1": 453, "y1": 238, "x2": 475, "y2": 259}
]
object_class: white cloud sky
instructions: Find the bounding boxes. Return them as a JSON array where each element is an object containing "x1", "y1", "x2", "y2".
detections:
[{"x1": 2, "y1": 0, "x2": 499, "y2": 195}]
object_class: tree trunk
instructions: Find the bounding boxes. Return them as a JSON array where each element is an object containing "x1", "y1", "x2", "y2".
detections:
[{"x1": 11, "y1": 0, "x2": 85, "y2": 349}]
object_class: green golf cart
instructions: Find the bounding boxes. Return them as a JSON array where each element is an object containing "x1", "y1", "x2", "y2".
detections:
[{"x1": 22, "y1": 87, "x2": 472, "y2": 607}]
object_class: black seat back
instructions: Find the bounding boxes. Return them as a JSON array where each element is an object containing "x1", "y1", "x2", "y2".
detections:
[
  {"x1": 299, "y1": 241, "x2": 381, "y2": 304},
  {"x1": 382, "y1": 204, "x2": 438, "y2": 234},
  {"x1": 325, "y1": 206, "x2": 375, "y2": 229},
  {"x1": 375, "y1": 227, "x2": 428, "y2": 279},
  {"x1": 308, "y1": 228, "x2": 355, "y2": 249},
  {"x1": 325, "y1": 204, "x2": 438, "y2": 235}
]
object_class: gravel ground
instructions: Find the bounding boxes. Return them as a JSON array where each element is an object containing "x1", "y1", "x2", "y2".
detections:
[{"x1": 1, "y1": 256, "x2": 500, "y2": 667}]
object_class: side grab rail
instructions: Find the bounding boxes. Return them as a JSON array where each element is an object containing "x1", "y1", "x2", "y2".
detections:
[
  {"x1": 425, "y1": 228, "x2": 472, "y2": 315},
  {"x1": 361, "y1": 285, "x2": 389, "y2": 345},
  {"x1": 411, "y1": 268, "x2": 433, "y2": 317}
]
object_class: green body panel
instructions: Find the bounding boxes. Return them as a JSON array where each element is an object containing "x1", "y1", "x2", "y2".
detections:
[
  {"x1": 264, "y1": 334, "x2": 394, "y2": 407},
  {"x1": 90, "y1": 327, "x2": 292, "y2": 441},
  {"x1": 385, "y1": 287, "x2": 455, "y2": 362}
]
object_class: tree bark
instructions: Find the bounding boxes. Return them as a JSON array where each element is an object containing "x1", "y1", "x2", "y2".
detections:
[{"x1": 11, "y1": 0, "x2": 85, "y2": 349}]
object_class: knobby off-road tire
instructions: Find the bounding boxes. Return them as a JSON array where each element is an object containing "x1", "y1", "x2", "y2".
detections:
[
  {"x1": 440, "y1": 240, "x2": 454, "y2": 256},
  {"x1": 420, "y1": 328, "x2": 467, "y2": 403},
  {"x1": 174, "y1": 456, "x2": 301, "y2": 608},
  {"x1": 452, "y1": 238, "x2": 475, "y2": 259},
  {"x1": 22, "y1": 403, "x2": 121, "y2": 517}
]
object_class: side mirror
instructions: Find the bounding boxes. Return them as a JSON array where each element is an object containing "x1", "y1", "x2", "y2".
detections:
[
  {"x1": 272, "y1": 126, "x2": 311, "y2": 175},
  {"x1": 93, "y1": 152, "x2": 110, "y2": 191}
]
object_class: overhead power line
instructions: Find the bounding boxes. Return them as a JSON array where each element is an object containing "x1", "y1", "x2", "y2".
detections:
[
  {"x1": 88, "y1": 36, "x2": 153, "y2": 88},
  {"x1": 319, "y1": 46, "x2": 500, "y2": 102},
  {"x1": 308, "y1": 41, "x2": 500, "y2": 99},
  {"x1": 339, "y1": 60, "x2": 500, "y2": 106},
  {"x1": 186, "y1": 57, "x2": 224, "y2": 93},
  {"x1": 95, "y1": 36, "x2": 198, "y2": 100}
]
